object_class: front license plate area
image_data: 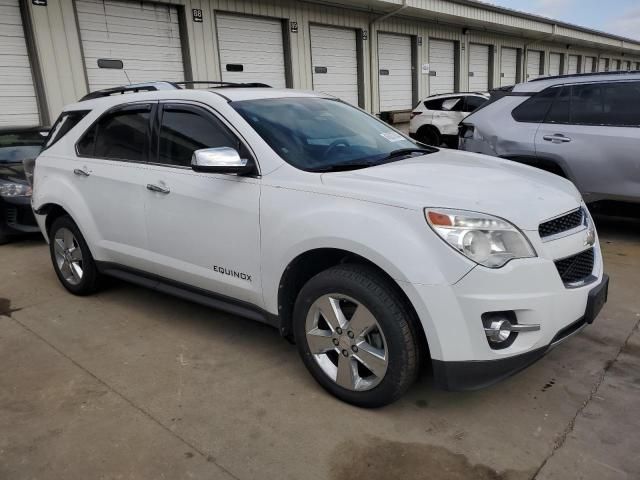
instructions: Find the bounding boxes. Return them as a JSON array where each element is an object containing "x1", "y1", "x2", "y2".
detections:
[{"x1": 584, "y1": 275, "x2": 609, "y2": 324}]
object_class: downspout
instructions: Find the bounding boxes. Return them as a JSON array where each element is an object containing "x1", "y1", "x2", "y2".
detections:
[{"x1": 369, "y1": 0, "x2": 409, "y2": 114}]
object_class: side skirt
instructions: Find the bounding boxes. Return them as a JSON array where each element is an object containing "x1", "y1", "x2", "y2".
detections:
[{"x1": 95, "y1": 262, "x2": 280, "y2": 330}]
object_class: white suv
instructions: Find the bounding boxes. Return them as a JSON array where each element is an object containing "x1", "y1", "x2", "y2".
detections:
[
  {"x1": 409, "y1": 92, "x2": 488, "y2": 147},
  {"x1": 32, "y1": 82, "x2": 608, "y2": 407}
]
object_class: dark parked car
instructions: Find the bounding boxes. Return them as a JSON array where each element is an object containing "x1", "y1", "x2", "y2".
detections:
[{"x1": 0, "y1": 127, "x2": 48, "y2": 244}]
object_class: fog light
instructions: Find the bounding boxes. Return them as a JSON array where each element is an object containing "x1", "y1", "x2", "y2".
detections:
[{"x1": 484, "y1": 319, "x2": 512, "y2": 343}]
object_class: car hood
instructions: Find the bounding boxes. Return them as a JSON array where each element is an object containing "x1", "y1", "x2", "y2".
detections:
[
  {"x1": 320, "y1": 149, "x2": 582, "y2": 230},
  {"x1": 0, "y1": 162, "x2": 27, "y2": 184}
]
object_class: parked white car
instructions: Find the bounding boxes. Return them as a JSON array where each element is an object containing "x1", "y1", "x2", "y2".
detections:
[
  {"x1": 409, "y1": 92, "x2": 488, "y2": 147},
  {"x1": 32, "y1": 83, "x2": 608, "y2": 407}
]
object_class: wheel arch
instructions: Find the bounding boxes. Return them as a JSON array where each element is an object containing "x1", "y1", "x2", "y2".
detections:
[{"x1": 277, "y1": 247, "x2": 430, "y2": 361}]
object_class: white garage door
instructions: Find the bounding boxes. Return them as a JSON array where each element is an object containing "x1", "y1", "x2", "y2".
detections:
[
  {"x1": 378, "y1": 33, "x2": 412, "y2": 111},
  {"x1": 584, "y1": 56, "x2": 595, "y2": 73},
  {"x1": 599, "y1": 58, "x2": 608, "y2": 72},
  {"x1": 217, "y1": 13, "x2": 286, "y2": 88},
  {"x1": 0, "y1": 0, "x2": 39, "y2": 127},
  {"x1": 468, "y1": 44, "x2": 490, "y2": 92},
  {"x1": 429, "y1": 39, "x2": 455, "y2": 95},
  {"x1": 549, "y1": 53, "x2": 562, "y2": 76},
  {"x1": 310, "y1": 25, "x2": 359, "y2": 106},
  {"x1": 500, "y1": 47, "x2": 518, "y2": 87},
  {"x1": 567, "y1": 55, "x2": 579, "y2": 74},
  {"x1": 612, "y1": 59, "x2": 621, "y2": 71},
  {"x1": 624, "y1": 61, "x2": 631, "y2": 71},
  {"x1": 76, "y1": 0, "x2": 184, "y2": 91},
  {"x1": 526, "y1": 50, "x2": 543, "y2": 80}
]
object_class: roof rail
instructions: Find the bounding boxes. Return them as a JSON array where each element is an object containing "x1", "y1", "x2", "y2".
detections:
[
  {"x1": 173, "y1": 81, "x2": 272, "y2": 88},
  {"x1": 79, "y1": 82, "x2": 178, "y2": 101},
  {"x1": 528, "y1": 70, "x2": 640, "y2": 83}
]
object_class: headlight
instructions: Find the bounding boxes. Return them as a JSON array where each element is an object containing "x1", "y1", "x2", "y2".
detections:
[
  {"x1": 0, "y1": 181, "x2": 32, "y2": 198},
  {"x1": 425, "y1": 208, "x2": 536, "y2": 268}
]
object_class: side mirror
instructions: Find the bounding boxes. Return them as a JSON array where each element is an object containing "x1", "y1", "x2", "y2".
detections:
[{"x1": 191, "y1": 147, "x2": 253, "y2": 175}]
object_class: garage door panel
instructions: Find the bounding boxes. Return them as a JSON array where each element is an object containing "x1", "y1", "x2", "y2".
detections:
[
  {"x1": 378, "y1": 33, "x2": 413, "y2": 111},
  {"x1": 0, "y1": 0, "x2": 39, "y2": 127},
  {"x1": 311, "y1": 25, "x2": 359, "y2": 106},
  {"x1": 527, "y1": 50, "x2": 542, "y2": 80},
  {"x1": 501, "y1": 47, "x2": 518, "y2": 86},
  {"x1": 429, "y1": 39, "x2": 455, "y2": 95},
  {"x1": 549, "y1": 53, "x2": 562, "y2": 76},
  {"x1": 77, "y1": 0, "x2": 185, "y2": 91},
  {"x1": 217, "y1": 13, "x2": 286, "y2": 88},
  {"x1": 469, "y1": 44, "x2": 489, "y2": 91},
  {"x1": 567, "y1": 55, "x2": 579, "y2": 74}
]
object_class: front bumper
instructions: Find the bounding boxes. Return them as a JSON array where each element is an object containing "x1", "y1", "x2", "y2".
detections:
[
  {"x1": 0, "y1": 196, "x2": 40, "y2": 236},
  {"x1": 432, "y1": 274, "x2": 608, "y2": 390}
]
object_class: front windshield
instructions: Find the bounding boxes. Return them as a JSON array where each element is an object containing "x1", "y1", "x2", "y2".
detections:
[
  {"x1": 232, "y1": 97, "x2": 433, "y2": 171},
  {"x1": 0, "y1": 131, "x2": 46, "y2": 164}
]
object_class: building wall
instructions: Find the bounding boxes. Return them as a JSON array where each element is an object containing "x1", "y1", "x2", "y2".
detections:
[{"x1": 19, "y1": 0, "x2": 640, "y2": 123}]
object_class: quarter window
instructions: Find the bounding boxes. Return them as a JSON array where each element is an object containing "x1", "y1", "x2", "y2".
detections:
[
  {"x1": 44, "y1": 110, "x2": 89, "y2": 150},
  {"x1": 157, "y1": 105, "x2": 240, "y2": 167}
]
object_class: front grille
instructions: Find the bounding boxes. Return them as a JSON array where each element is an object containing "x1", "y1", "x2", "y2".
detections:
[
  {"x1": 554, "y1": 248, "x2": 595, "y2": 285},
  {"x1": 539, "y1": 208, "x2": 584, "y2": 239}
]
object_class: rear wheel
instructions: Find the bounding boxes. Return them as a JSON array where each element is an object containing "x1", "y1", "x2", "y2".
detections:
[
  {"x1": 49, "y1": 215, "x2": 101, "y2": 295},
  {"x1": 293, "y1": 264, "x2": 419, "y2": 407},
  {"x1": 416, "y1": 126, "x2": 441, "y2": 146}
]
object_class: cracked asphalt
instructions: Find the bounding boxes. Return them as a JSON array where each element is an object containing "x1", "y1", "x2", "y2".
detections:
[{"x1": 1, "y1": 214, "x2": 639, "y2": 480}]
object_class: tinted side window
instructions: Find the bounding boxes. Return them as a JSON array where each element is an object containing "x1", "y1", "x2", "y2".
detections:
[
  {"x1": 512, "y1": 87, "x2": 560, "y2": 123},
  {"x1": 463, "y1": 96, "x2": 487, "y2": 112},
  {"x1": 598, "y1": 82, "x2": 640, "y2": 126},
  {"x1": 568, "y1": 83, "x2": 603, "y2": 125},
  {"x1": 424, "y1": 98, "x2": 445, "y2": 110},
  {"x1": 44, "y1": 110, "x2": 89, "y2": 150},
  {"x1": 78, "y1": 105, "x2": 151, "y2": 161},
  {"x1": 545, "y1": 86, "x2": 571, "y2": 124},
  {"x1": 157, "y1": 105, "x2": 240, "y2": 167}
]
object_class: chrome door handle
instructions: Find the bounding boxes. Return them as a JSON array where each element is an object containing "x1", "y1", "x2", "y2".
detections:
[
  {"x1": 543, "y1": 134, "x2": 572, "y2": 143},
  {"x1": 73, "y1": 167, "x2": 90, "y2": 177},
  {"x1": 146, "y1": 183, "x2": 170, "y2": 194}
]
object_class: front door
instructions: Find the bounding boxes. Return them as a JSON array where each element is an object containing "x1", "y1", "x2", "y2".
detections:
[
  {"x1": 143, "y1": 102, "x2": 262, "y2": 306},
  {"x1": 535, "y1": 81, "x2": 640, "y2": 203}
]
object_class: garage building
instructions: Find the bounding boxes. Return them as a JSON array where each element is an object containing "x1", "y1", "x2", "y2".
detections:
[{"x1": 3, "y1": 0, "x2": 640, "y2": 127}]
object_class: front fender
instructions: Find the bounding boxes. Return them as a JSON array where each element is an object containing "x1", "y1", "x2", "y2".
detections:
[{"x1": 260, "y1": 186, "x2": 474, "y2": 314}]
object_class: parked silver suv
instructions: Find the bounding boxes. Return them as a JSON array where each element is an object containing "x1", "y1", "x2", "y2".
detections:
[{"x1": 459, "y1": 72, "x2": 640, "y2": 205}]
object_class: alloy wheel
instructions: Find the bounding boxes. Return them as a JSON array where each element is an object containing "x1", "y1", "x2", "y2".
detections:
[
  {"x1": 305, "y1": 294, "x2": 388, "y2": 391},
  {"x1": 53, "y1": 227, "x2": 84, "y2": 286}
]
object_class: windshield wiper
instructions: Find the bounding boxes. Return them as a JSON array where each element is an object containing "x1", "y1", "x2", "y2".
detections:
[
  {"x1": 309, "y1": 162, "x2": 376, "y2": 172},
  {"x1": 381, "y1": 147, "x2": 434, "y2": 161}
]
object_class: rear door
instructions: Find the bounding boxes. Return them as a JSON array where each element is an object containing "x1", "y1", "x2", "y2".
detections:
[
  {"x1": 143, "y1": 102, "x2": 262, "y2": 305},
  {"x1": 73, "y1": 103, "x2": 154, "y2": 270},
  {"x1": 535, "y1": 81, "x2": 640, "y2": 203}
]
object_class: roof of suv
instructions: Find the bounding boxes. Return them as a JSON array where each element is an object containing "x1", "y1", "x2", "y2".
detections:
[
  {"x1": 513, "y1": 71, "x2": 640, "y2": 93},
  {"x1": 64, "y1": 85, "x2": 330, "y2": 112}
]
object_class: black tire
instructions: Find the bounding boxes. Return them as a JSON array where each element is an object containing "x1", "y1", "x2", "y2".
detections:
[
  {"x1": 416, "y1": 126, "x2": 441, "y2": 147},
  {"x1": 49, "y1": 215, "x2": 102, "y2": 295},
  {"x1": 293, "y1": 264, "x2": 420, "y2": 408}
]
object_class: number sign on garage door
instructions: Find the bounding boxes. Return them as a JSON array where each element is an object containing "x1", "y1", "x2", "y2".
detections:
[
  {"x1": 468, "y1": 44, "x2": 490, "y2": 92},
  {"x1": 526, "y1": 50, "x2": 543, "y2": 80},
  {"x1": 76, "y1": 0, "x2": 185, "y2": 91},
  {"x1": 549, "y1": 53, "x2": 562, "y2": 76},
  {"x1": 378, "y1": 33, "x2": 413, "y2": 111},
  {"x1": 217, "y1": 13, "x2": 287, "y2": 88},
  {"x1": 310, "y1": 25, "x2": 359, "y2": 106},
  {"x1": 500, "y1": 47, "x2": 518, "y2": 87},
  {"x1": 0, "y1": 0, "x2": 39, "y2": 127},
  {"x1": 429, "y1": 39, "x2": 456, "y2": 95}
]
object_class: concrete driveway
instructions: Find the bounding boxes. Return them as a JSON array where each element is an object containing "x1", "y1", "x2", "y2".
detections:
[{"x1": 1, "y1": 216, "x2": 639, "y2": 480}]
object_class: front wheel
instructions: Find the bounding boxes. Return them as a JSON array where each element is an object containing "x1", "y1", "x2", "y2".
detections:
[
  {"x1": 49, "y1": 215, "x2": 102, "y2": 295},
  {"x1": 293, "y1": 265, "x2": 419, "y2": 407}
]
